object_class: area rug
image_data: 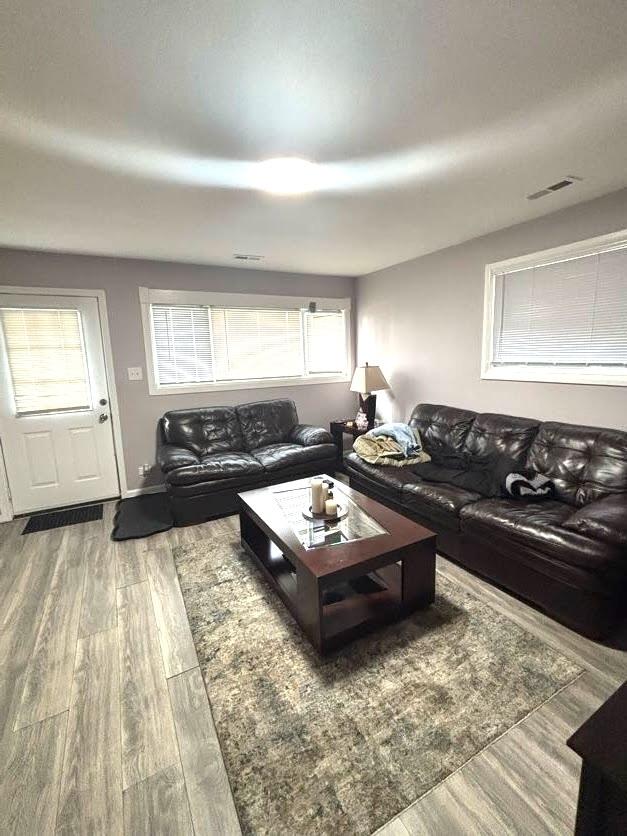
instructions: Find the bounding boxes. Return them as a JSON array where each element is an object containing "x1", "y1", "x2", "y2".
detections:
[{"x1": 173, "y1": 518, "x2": 582, "y2": 836}]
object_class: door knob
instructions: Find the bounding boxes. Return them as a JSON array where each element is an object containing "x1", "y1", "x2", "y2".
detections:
[{"x1": 99, "y1": 413, "x2": 109, "y2": 423}]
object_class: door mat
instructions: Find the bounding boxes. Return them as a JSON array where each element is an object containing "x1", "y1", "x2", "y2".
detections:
[
  {"x1": 22, "y1": 503, "x2": 103, "y2": 534},
  {"x1": 112, "y1": 492, "x2": 173, "y2": 540}
]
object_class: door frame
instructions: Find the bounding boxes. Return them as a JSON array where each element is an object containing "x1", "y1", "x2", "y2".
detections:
[{"x1": 0, "y1": 285, "x2": 127, "y2": 519}]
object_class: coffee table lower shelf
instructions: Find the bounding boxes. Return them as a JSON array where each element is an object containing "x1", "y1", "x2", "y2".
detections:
[{"x1": 239, "y1": 506, "x2": 435, "y2": 654}]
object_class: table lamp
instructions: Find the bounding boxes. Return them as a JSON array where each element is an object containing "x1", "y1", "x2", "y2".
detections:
[{"x1": 350, "y1": 362, "x2": 390, "y2": 428}]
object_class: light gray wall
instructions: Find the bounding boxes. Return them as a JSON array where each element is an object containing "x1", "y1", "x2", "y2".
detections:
[
  {"x1": 357, "y1": 188, "x2": 627, "y2": 431},
  {"x1": 0, "y1": 249, "x2": 356, "y2": 491}
]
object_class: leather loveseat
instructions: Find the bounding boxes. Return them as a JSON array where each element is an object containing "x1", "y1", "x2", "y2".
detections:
[
  {"x1": 158, "y1": 398, "x2": 336, "y2": 526},
  {"x1": 345, "y1": 404, "x2": 627, "y2": 639}
]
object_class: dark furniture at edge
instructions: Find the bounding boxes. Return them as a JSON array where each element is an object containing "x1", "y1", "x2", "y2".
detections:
[
  {"x1": 238, "y1": 475, "x2": 436, "y2": 653},
  {"x1": 158, "y1": 399, "x2": 337, "y2": 526},
  {"x1": 345, "y1": 403, "x2": 627, "y2": 639},
  {"x1": 568, "y1": 680, "x2": 627, "y2": 834},
  {"x1": 329, "y1": 419, "x2": 370, "y2": 469}
]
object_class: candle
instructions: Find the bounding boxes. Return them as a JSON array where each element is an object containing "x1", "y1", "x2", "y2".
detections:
[
  {"x1": 325, "y1": 497, "x2": 338, "y2": 517},
  {"x1": 310, "y1": 477, "x2": 324, "y2": 513},
  {"x1": 321, "y1": 481, "x2": 329, "y2": 506}
]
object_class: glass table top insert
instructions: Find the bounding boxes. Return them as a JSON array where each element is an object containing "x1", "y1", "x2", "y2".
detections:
[{"x1": 273, "y1": 484, "x2": 387, "y2": 550}]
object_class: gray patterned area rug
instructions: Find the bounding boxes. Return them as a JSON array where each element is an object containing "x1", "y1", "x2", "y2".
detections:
[{"x1": 173, "y1": 518, "x2": 581, "y2": 836}]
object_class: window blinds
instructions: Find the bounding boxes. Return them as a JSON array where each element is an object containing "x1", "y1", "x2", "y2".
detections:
[
  {"x1": 152, "y1": 305, "x2": 213, "y2": 384},
  {"x1": 304, "y1": 311, "x2": 346, "y2": 374},
  {"x1": 150, "y1": 303, "x2": 346, "y2": 386},
  {"x1": 211, "y1": 307, "x2": 303, "y2": 380},
  {"x1": 0, "y1": 307, "x2": 91, "y2": 415},
  {"x1": 493, "y1": 247, "x2": 627, "y2": 366}
]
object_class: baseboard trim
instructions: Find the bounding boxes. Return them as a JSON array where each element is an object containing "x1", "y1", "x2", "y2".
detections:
[{"x1": 123, "y1": 484, "x2": 167, "y2": 499}]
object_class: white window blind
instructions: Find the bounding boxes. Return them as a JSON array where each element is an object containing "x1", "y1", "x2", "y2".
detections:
[
  {"x1": 493, "y1": 247, "x2": 627, "y2": 367},
  {"x1": 305, "y1": 310, "x2": 346, "y2": 374},
  {"x1": 152, "y1": 304, "x2": 213, "y2": 385},
  {"x1": 149, "y1": 302, "x2": 347, "y2": 387},
  {"x1": 0, "y1": 307, "x2": 91, "y2": 415},
  {"x1": 211, "y1": 307, "x2": 303, "y2": 380}
]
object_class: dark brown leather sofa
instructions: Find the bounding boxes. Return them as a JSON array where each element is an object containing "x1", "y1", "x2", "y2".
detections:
[
  {"x1": 158, "y1": 398, "x2": 336, "y2": 526},
  {"x1": 345, "y1": 404, "x2": 627, "y2": 639}
]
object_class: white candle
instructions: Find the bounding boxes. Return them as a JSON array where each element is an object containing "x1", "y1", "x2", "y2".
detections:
[
  {"x1": 325, "y1": 497, "x2": 337, "y2": 517},
  {"x1": 321, "y1": 482, "x2": 329, "y2": 505},
  {"x1": 310, "y1": 478, "x2": 324, "y2": 513}
]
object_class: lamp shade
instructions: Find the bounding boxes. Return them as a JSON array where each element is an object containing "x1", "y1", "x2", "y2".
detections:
[{"x1": 350, "y1": 363, "x2": 390, "y2": 394}]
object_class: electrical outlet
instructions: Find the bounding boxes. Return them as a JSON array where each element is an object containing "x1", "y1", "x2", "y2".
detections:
[
  {"x1": 138, "y1": 464, "x2": 153, "y2": 477},
  {"x1": 128, "y1": 366, "x2": 143, "y2": 381}
]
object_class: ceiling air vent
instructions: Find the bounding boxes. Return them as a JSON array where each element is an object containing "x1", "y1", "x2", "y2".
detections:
[
  {"x1": 233, "y1": 253, "x2": 263, "y2": 262},
  {"x1": 526, "y1": 175, "x2": 583, "y2": 201},
  {"x1": 527, "y1": 189, "x2": 551, "y2": 200}
]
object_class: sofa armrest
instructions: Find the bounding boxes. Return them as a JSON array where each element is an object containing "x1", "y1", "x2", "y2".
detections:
[
  {"x1": 157, "y1": 444, "x2": 200, "y2": 474},
  {"x1": 288, "y1": 423, "x2": 333, "y2": 447},
  {"x1": 563, "y1": 494, "x2": 627, "y2": 548}
]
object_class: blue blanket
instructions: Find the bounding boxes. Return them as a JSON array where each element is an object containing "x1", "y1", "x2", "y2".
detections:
[{"x1": 367, "y1": 422, "x2": 421, "y2": 457}]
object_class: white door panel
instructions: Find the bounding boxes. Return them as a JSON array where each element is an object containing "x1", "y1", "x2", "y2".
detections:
[
  {"x1": 69, "y1": 426, "x2": 101, "y2": 481},
  {"x1": 23, "y1": 431, "x2": 59, "y2": 488},
  {"x1": 0, "y1": 293, "x2": 120, "y2": 513}
]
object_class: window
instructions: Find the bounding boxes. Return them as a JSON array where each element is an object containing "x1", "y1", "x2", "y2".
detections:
[
  {"x1": 304, "y1": 311, "x2": 347, "y2": 374},
  {"x1": 211, "y1": 307, "x2": 304, "y2": 381},
  {"x1": 140, "y1": 288, "x2": 351, "y2": 394},
  {"x1": 482, "y1": 230, "x2": 627, "y2": 386},
  {"x1": 152, "y1": 305, "x2": 214, "y2": 385},
  {"x1": 0, "y1": 307, "x2": 91, "y2": 414}
]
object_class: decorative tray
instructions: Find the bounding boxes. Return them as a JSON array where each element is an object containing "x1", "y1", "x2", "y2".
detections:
[{"x1": 302, "y1": 503, "x2": 349, "y2": 522}]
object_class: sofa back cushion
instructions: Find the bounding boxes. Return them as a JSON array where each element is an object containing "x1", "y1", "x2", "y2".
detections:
[
  {"x1": 162, "y1": 406, "x2": 244, "y2": 456},
  {"x1": 236, "y1": 399, "x2": 298, "y2": 451},
  {"x1": 526, "y1": 422, "x2": 627, "y2": 506},
  {"x1": 464, "y1": 413, "x2": 540, "y2": 465},
  {"x1": 408, "y1": 404, "x2": 476, "y2": 456}
]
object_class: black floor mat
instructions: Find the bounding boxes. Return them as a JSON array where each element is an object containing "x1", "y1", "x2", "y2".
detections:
[
  {"x1": 112, "y1": 492, "x2": 173, "y2": 541},
  {"x1": 22, "y1": 503, "x2": 103, "y2": 534}
]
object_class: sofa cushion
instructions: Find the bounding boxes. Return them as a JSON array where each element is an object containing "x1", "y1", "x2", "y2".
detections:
[
  {"x1": 166, "y1": 451, "x2": 264, "y2": 486},
  {"x1": 167, "y1": 472, "x2": 267, "y2": 498},
  {"x1": 236, "y1": 399, "x2": 298, "y2": 451},
  {"x1": 344, "y1": 451, "x2": 422, "y2": 500},
  {"x1": 463, "y1": 412, "x2": 540, "y2": 465},
  {"x1": 408, "y1": 404, "x2": 476, "y2": 456},
  {"x1": 252, "y1": 442, "x2": 337, "y2": 473},
  {"x1": 460, "y1": 498, "x2": 622, "y2": 571},
  {"x1": 161, "y1": 407, "x2": 244, "y2": 457},
  {"x1": 563, "y1": 494, "x2": 627, "y2": 548},
  {"x1": 526, "y1": 422, "x2": 627, "y2": 507},
  {"x1": 402, "y1": 481, "x2": 482, "y2": 519}
]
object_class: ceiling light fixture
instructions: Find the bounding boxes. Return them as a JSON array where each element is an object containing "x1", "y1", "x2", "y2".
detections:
[{"x1": 253, "y1": 157, "x2": 320, "y2": 196}]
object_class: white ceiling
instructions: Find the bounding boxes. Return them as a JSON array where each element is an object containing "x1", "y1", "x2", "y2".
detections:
[{"x1": 1, "y1": 0, "x2": 626, "y2": 276}]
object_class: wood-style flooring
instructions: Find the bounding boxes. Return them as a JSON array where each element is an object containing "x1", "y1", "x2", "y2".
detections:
[{"x1": 0, "y1": 500, "x2": 625, "y2": 835}]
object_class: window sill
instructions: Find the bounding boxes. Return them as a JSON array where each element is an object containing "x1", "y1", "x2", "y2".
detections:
[
  {"x1": 147, "y1": 374, "x2": 351, "y2": 397},
  {"x1": 481, "y1": 365, "x2": 627, "y2": 387}
]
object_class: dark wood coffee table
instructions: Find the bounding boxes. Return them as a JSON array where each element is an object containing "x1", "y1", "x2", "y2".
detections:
[{"x1": 238, "y1": 475, "x2": 436, "y2": 653}]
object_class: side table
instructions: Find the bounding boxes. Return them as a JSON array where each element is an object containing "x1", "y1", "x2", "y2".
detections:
[{"x1": 329, "y1": 419, "x2": 371, "y2": 469}]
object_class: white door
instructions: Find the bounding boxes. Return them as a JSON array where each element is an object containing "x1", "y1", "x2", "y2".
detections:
[{"x1": 0, "y1": 293, "x2": 120, "y2": 514}]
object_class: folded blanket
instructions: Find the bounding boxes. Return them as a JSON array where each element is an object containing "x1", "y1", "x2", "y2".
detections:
[
  {"x1": 353, "y1": 434, "x2": 431, "y2": 467},
  {"x1": 413, "y1": 448, "x2": 556, "y2": 500},
  {"x1": 367, "y1": 422, "x2": 423, "y2": 457}
]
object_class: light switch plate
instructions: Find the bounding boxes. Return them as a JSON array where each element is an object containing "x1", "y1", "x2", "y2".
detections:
[{"x1": 127, "y1": 366, "x2": 143, "y2": 381}]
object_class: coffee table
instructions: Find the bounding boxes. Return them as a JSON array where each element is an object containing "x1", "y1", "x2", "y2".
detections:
[{"x1": 238, "y1": 475, "x2": 436, "y2": 653}]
